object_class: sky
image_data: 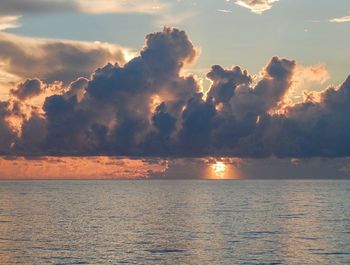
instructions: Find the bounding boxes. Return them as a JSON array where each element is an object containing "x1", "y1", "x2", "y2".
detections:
[{"x1": 0, "y1": 0, "x2": 350, "y2": 179}]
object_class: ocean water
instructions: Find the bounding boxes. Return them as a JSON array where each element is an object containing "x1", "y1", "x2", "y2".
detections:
[{"x1": 0, "y1": 180, "x2": 349, "y2": 265}]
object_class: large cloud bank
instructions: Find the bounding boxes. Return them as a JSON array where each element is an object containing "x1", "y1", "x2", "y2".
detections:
[{"x1": 1, "y1": 28, "x2": 350, "y2": 158}]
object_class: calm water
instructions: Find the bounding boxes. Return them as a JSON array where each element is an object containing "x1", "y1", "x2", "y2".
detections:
[{"x1": 0, "y1": 180, "x2": 349, "y2": 265}]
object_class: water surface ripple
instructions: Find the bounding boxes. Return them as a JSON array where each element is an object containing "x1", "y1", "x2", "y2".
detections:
[{"x1": 0, "y1": 180, "x2": 349, "y2": 264}]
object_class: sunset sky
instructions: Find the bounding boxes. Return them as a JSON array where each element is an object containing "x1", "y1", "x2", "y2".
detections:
[{"x1": 0, "y1": 0, "x2": 350, "y2": 179}]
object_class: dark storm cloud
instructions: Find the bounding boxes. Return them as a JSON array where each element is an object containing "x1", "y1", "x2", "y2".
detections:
[
  {"x1": 0, "y1": 102, "x2": 18, "y2": 152},
  {"x1": 175, "y1": 93, "x2": 217, "y2": 156},
  {"x1": 10, "y1": 79, "x2": 43, "y2": 100},
  {"x1": 40, "y1": 28, "x2": 199, "y2": 156},
  {"x1": 231, "y1": 57, "x2": 295, "y2": 117},
  {"x1": 1, "y1": 27, "x2": 350, "y2": 159},
  {"x1": 207, "y1": 65, "x2": 252, "y2": 105},
  {"x1": 267, "y1": 75, "x2": 350, "y2": 158},
  {"x1": 19, "y1": 113, "x2": 47, "y2": 154}
]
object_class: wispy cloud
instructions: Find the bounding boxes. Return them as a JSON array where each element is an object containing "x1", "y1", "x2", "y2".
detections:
[
  {"x1": 0, "y1": 0, "x2": 170, "y2": 15},
  {"x1": 329, "y1": 15, "x2": 350, "y2": 23},
  {"x1": 234, "y1": 0, "x2": 280, "y2": 14},
  {"x1": 75, "y1": 0, "x2": 169, "y2": 14},
  {"x1": 216, "y1": 9, "x2": 232, "y2": 13},
  {"x1": 0, "y1": 32, "x2": 132, "y2": 91},
  {"x1": 0, "y1": 0, "x2": 195, "y2": 28},
  {"x1": 0, "y1": 16, "x2": 21, "y2": 31},
  {"x1": 76, "y1": 0, "x2": 196, "y2": 26},
  {"x1": 156, "y1": 11, "x2": 196, "y2": 27},
  {"x1": 0, "y1": 1, "x2": 194, "y2": 27},
  {"x1": 0, "y1": 0, "x2": 75, "y2": 15}
]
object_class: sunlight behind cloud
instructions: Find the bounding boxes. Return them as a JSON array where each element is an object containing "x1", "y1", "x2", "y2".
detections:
[
  {"x1": 288, "y1": 63, "x2": 330, "y2": 102},
  {"x1": 213, "y1": 161, "x2": 226, "y2": 174},
  {"x1": 207, "y1": 159, "x2": 241, "y2": 180}
]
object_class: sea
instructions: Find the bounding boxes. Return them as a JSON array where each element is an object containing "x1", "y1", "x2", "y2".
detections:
[{"x1": 0, "y1": 180, "x2": 349, "y2": 264}]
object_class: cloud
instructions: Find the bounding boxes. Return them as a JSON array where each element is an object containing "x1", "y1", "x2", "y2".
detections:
[
  {"x1": 235, "y1": 0, "x2": 280, "y2": 14},
  {"x1": 216, "y1": 9, "x2": 232, "y2": 14},
  {"x1": 75, "y1": 0, "x2": 169, "y2": 14},
  {"x1": 0, "y1": 16, "x2": 21, "y2": 31},
  {"x1": 0, "y1": 32, "x2": 131, "y2": 87},
  {"x1": 0, "y1": 0, "x2": 76, "y2": 16},
  {"x1": 2, "y1": 154, "x2": 349, "y2": 179},
  {"x1": 293, "y1": 64, "x2": 329, "y2": 86},
  {"x1": 329, "y1": 15, "x2": 350, "y2": 23},
  {"x1": 0, "y1": 1, "x2": 190, "y2": 27},
  {"x1": 274, "y1": 75, "x2": 350, "y2": 158},
  {"x1": 1, "y1": 27, "x2": 350, "y2": 159},
  {"x1": 77, "y1": 1, "x2": 194, "y2": 26},
  {"x1": 10, "y1": 79, "x2": 44, "y2": 100},
  {"x1": 0, "y1": 0, "x2": 169, "y2": 16},
  {"x1": 156, "y1": 11, "x2": 196, "y2": 27},
  {"x1": 0, "y1": 156, "x2": 165, "y2": 179},
  {"x1": 229, "y1": 157, "x2": 350, "y2": 179},
  {"x1": 287, "y1": 63, "x2": 330, "y2": 102},
  {"x1": 39, "y1": 28, "x2": 199, "y2": 155},
  {"x1": 150, "y1": 157, "x2": 350, "y2": 179}
]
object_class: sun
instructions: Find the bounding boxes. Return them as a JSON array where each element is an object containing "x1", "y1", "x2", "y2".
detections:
[
  {"x1": 212, "y1": 161, "x2": 226, "y2": 174},
  {"x1": 208, "y1": 160, "x2": 241, "y2": 180}
]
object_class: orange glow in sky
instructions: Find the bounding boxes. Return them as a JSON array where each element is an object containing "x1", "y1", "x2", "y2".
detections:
[
  {"x1": 212, "y1": 161, "x2": 226, "y2": 175},
  {"x1": 208, "y1": 160, "x2": 240, "y2": 180},
  {"x1": 0, "y1": 157, "x2": 166, "y2": 180}
]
